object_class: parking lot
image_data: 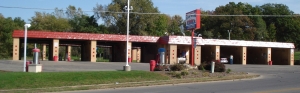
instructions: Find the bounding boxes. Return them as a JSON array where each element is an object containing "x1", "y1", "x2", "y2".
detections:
[
  {"x1": 0, "y1": 60, "x2": 149, "y2": 72},
  {"x1": 0, "y1": 60, "x2": 299, "y2": 73}
]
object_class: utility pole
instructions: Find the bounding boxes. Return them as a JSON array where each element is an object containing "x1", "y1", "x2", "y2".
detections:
[{"x1": 123, "y1": 0, "x2": 133, "y2": 71}]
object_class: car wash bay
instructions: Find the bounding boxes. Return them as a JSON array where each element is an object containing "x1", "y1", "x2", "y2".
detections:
[{"x1": 220, "y1": 46, "x2": 245, "y2": 64}]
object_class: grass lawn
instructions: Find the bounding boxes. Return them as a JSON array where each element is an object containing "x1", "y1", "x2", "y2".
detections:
[{"x1": 0, "y1": 71, "x2": 170, "y2": 90}]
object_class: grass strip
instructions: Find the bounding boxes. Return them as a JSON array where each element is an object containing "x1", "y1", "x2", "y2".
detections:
[
  {"x1": 1, "y1": 74, "x2": 259, "y2": 93},
  {"x1": 0, "y1": 71, "x2": 170, "y2": 90}
]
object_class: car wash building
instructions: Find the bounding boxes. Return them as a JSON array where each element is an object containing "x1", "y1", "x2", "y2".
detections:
[{"x1": 12, "y1": 30, "x2": 295, "y2": 66}]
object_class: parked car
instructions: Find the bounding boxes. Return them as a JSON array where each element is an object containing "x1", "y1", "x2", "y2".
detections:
[{"x1": 220, "y1": 58, "x2": 228, "y2": 63}]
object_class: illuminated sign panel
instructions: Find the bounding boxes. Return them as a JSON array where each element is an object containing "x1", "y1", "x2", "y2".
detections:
[{"x1": 186, "y1": 9, "x2": 201, "y2": 30}]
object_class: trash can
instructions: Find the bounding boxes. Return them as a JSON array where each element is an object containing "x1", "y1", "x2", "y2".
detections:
[
  {"x1": 269, "y1": 60, "x2": 272, "y2": 65},
  {"x1": 158, "y1": 48, "x2": 165, "y2": 65},
  {"x1": 32, "y1": 48, "x2": 40, "y2": 64},
  {"x1": 67, "y1": 57, "x2": 71, "y2": 62},
  {"x1": 150, "y1": 60, "x2": 156, "y2": 71},
  {"x1": 53, "y1": 56, "x2": 58, "y2": 61}
]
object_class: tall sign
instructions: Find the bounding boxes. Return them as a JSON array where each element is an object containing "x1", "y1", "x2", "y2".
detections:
[{"x1": 186, "y1": 9, "x2": 201, "y2": 30}]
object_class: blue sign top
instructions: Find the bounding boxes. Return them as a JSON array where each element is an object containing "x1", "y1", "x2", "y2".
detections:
[{"x1": 158, "y1": 48, "x2": 165, "y2": 52}]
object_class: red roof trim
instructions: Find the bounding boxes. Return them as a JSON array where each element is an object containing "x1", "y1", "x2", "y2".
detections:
[{"x1": 12, "y1": 30, "x2": 159, "y2": 43}]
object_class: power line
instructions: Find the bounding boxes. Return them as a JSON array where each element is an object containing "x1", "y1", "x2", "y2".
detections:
[
  {"x1": 1, "y1": 5, "x2": 299, "y2": 17},
  {"x1": 0, "y1": 5, "x2": 54, "y2": 11}
]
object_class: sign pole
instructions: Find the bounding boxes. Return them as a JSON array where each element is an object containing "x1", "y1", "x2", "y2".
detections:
[
  {"x1": 186, "y1": 9, "x2": 200, "y2": 66},
  {"x1": 191, "y1": 29, "x2": 195, "y2": 66}
]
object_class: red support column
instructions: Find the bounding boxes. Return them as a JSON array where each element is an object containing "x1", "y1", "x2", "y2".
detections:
[{"x1": 191, "y1": 29, "x2": 195, "y2": 66}]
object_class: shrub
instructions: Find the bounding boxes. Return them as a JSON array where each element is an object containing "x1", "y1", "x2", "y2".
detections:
[
  {"x1": 226, "y1": 68, "x2": 232, "y2": 73},
  {"x1": 175, "y1": 73, "x2": 182, "y2": 79},
  {"x1": 154, "y1": 65, "x2": 170, "y2": 71},
  {"x1": 191, "y1": 71, "x2": 197, "y2": 75},
  {"x1": 198, "y1": 61, "x2": 211, "y2": 71},
  {"x1": 168, "y1": 71, "x2": 177, "y2": 76},
  {"x1": 170, "y1": 64, "x2": 185, "y2": 71},
  {"x1": 197, "y1": 64, "x2": 206, "y2": 71},
  {"x1": 198, "y1": 61, "x2": 226, "y2": 72},
  {"x1": 214, "y1": 62, "x2": 226, "y2": 72},
  {"x1": 202, "y1": 72, "x2": 210, "y2": 77},
  {"x1": 181, "y1": 70, "x2": 189, "y2": 76}
]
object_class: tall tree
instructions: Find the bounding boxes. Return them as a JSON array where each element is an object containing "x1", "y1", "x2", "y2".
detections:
[
  {"x1": 197, "y1": 10, "x2": 216, "y2": 38},
  {"x1": 267, "y1": 23, "x2": 276, "y2": 41},
  {"x1": 260, "y1": 3, "x2": 300, "y2": 47},
  {"x1": 151, "y1": 14, "x2": 170, "y2": 36},
  {"x1": 0, "y1": 15, "x2": 25, "y2": 58},
  {"x1": 168, "y1": 15, "x2": 184, "y2": 35},
  {"x1": 66, "y1": 5, "x2": 84, "y2": 19},
  {"x1": 93, "y1": 0, "x2": 160, "y2": 35},
  {"x1": 29, "y1": 12, "x2": 71, "y2": 31},
  {"x1": 68, "y1": 14, "x2": 99, "y2": 33},
  {"x1": 202, "y1": 2, "x2": 256, "y2": 40}
]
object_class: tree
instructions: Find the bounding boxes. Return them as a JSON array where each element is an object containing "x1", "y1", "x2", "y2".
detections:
[
  {"x1": 260, "y1": 3, "x2": 300, "y2": 46},
  {"x1": 151, "y1": 14, "x2": 169, "y2": 36},
  {"x1": 267, "y1": 23, "x2": 276, "y2": 41},
  {"x1": 197, "y1": 10, "x2": 216, "y2": 38},
  {"x1": 202, "y1": 30, "x2": 214, "y2": 39},
  {"x1": 93, "y1": 0, "x2": 160, "y2": 35},
  {"x1": 68, "y1": 14, "x2": 99, "y2": 33},
  {"x1": 201, "y1": 2, "x2": 256, "y2": 40},
  {"x1": 0, "y1": 15, "x2": 25, "y2": 58},
  {"x1": 66, "y1": 5, "x2": 84, "y2": 19},
  {"x1": 168, "y1": 15, "x2": 184, "y2": 35},
  {"x1": 29, "y1": 12, "x2": 71, "y2": 31}
]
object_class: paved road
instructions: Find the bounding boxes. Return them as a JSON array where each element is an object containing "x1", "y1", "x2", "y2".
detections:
[
  {"x1": 61, "y1": 65, "x2": 300, "y2": 93},
  {"x1": 0, "y1": 60, "x2": 150, "y2": 72}
]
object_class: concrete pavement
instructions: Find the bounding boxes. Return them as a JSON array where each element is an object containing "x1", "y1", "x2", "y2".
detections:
[{"x1": 0, "y1": 60, "x2": 150, "y2": 72}]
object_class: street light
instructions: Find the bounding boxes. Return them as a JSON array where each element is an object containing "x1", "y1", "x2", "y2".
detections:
[
  {"x1": 23, "y1": 23, "x2": 31, "y2": 72},
  {"x1": 123, "y1": 0, "x2": 133, "y2": 71},
  {"x1": 227, "y1": 30, "x2": 232, "y2": 40},
  {"x1": 227, "y1": 23, "x2": 233, "y2": 40}
]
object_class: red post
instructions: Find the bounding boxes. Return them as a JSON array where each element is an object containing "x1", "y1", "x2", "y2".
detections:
[
  {"x1": 128, "y1": 57, "x2": 132, "y2": 63},
  {"x1": 26, "y1": 61, "x2": 31, "y2": 72},
  {"x1": 190, "y1": 29, "x2": 195, "y2": 66}
]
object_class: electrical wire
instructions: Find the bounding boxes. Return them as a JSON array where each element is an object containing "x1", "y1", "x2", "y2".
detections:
[{"x1": 1, "y1": 5, "x2": 300, "y2": 17}]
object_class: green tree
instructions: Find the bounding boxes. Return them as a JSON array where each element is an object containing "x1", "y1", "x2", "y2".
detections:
[
  {"x1": 29, "y1": 12, "x2": 71, "y2": 31},
  {"x1": 267, "y1": 23, "x2": 276, "y2": 41},
  {"x1": 168, "y1": 15, "x2": 184, "y2": 35},
  {"x1": 93, "y1": 0, "x2": 160, "y2": 35},
  {"x1": 68, "y1": 15, "x2": 99, "y2": 33},
  {"x1": 260, "y1": 3, "x2": 300, "y2": 47},
  {"x1": 0, "y1": 14, "x2": 25, "y2": 59},
  {"x1": 202, "y1": 30, "x2": 214, "y2": 39},
  {"x1": 151, "y1": 14, "x2": 169, "y2": 36},
  {"x1": 66, "y1": 5, "x2": 84, "y2": 19},
  {"x1": 205, "y1": 2, "x2": 256, "y2": 40},
  {"x1": 197, "y1": 10, "x2": 216, "y2": 38}
]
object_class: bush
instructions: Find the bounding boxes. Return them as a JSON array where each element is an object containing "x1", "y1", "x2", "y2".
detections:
[
  {"x1": 214, "y1": 62, "x2": 226, "y2": 72},
  {"x1": 226, "y1": 68, "x2": 231, "y2": 73},
  {"x1": 175, "y1": 73, "x2": 182, "y2": 78},
  {"x1": 154, "y1": 65, "x2": 170, "y2": 71},
  {"x1": 170, "y1": 64, "x2": 185, "y2": 71},
  {"x1": 198, "y1": 61, "x2": 211, "y2": 71},
  {"x1": 198, "y1": 61, "x2": 226, "y2": 72},
  {"x1": 181, "y1": 70, "x2": 189, "y2": 76}
]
